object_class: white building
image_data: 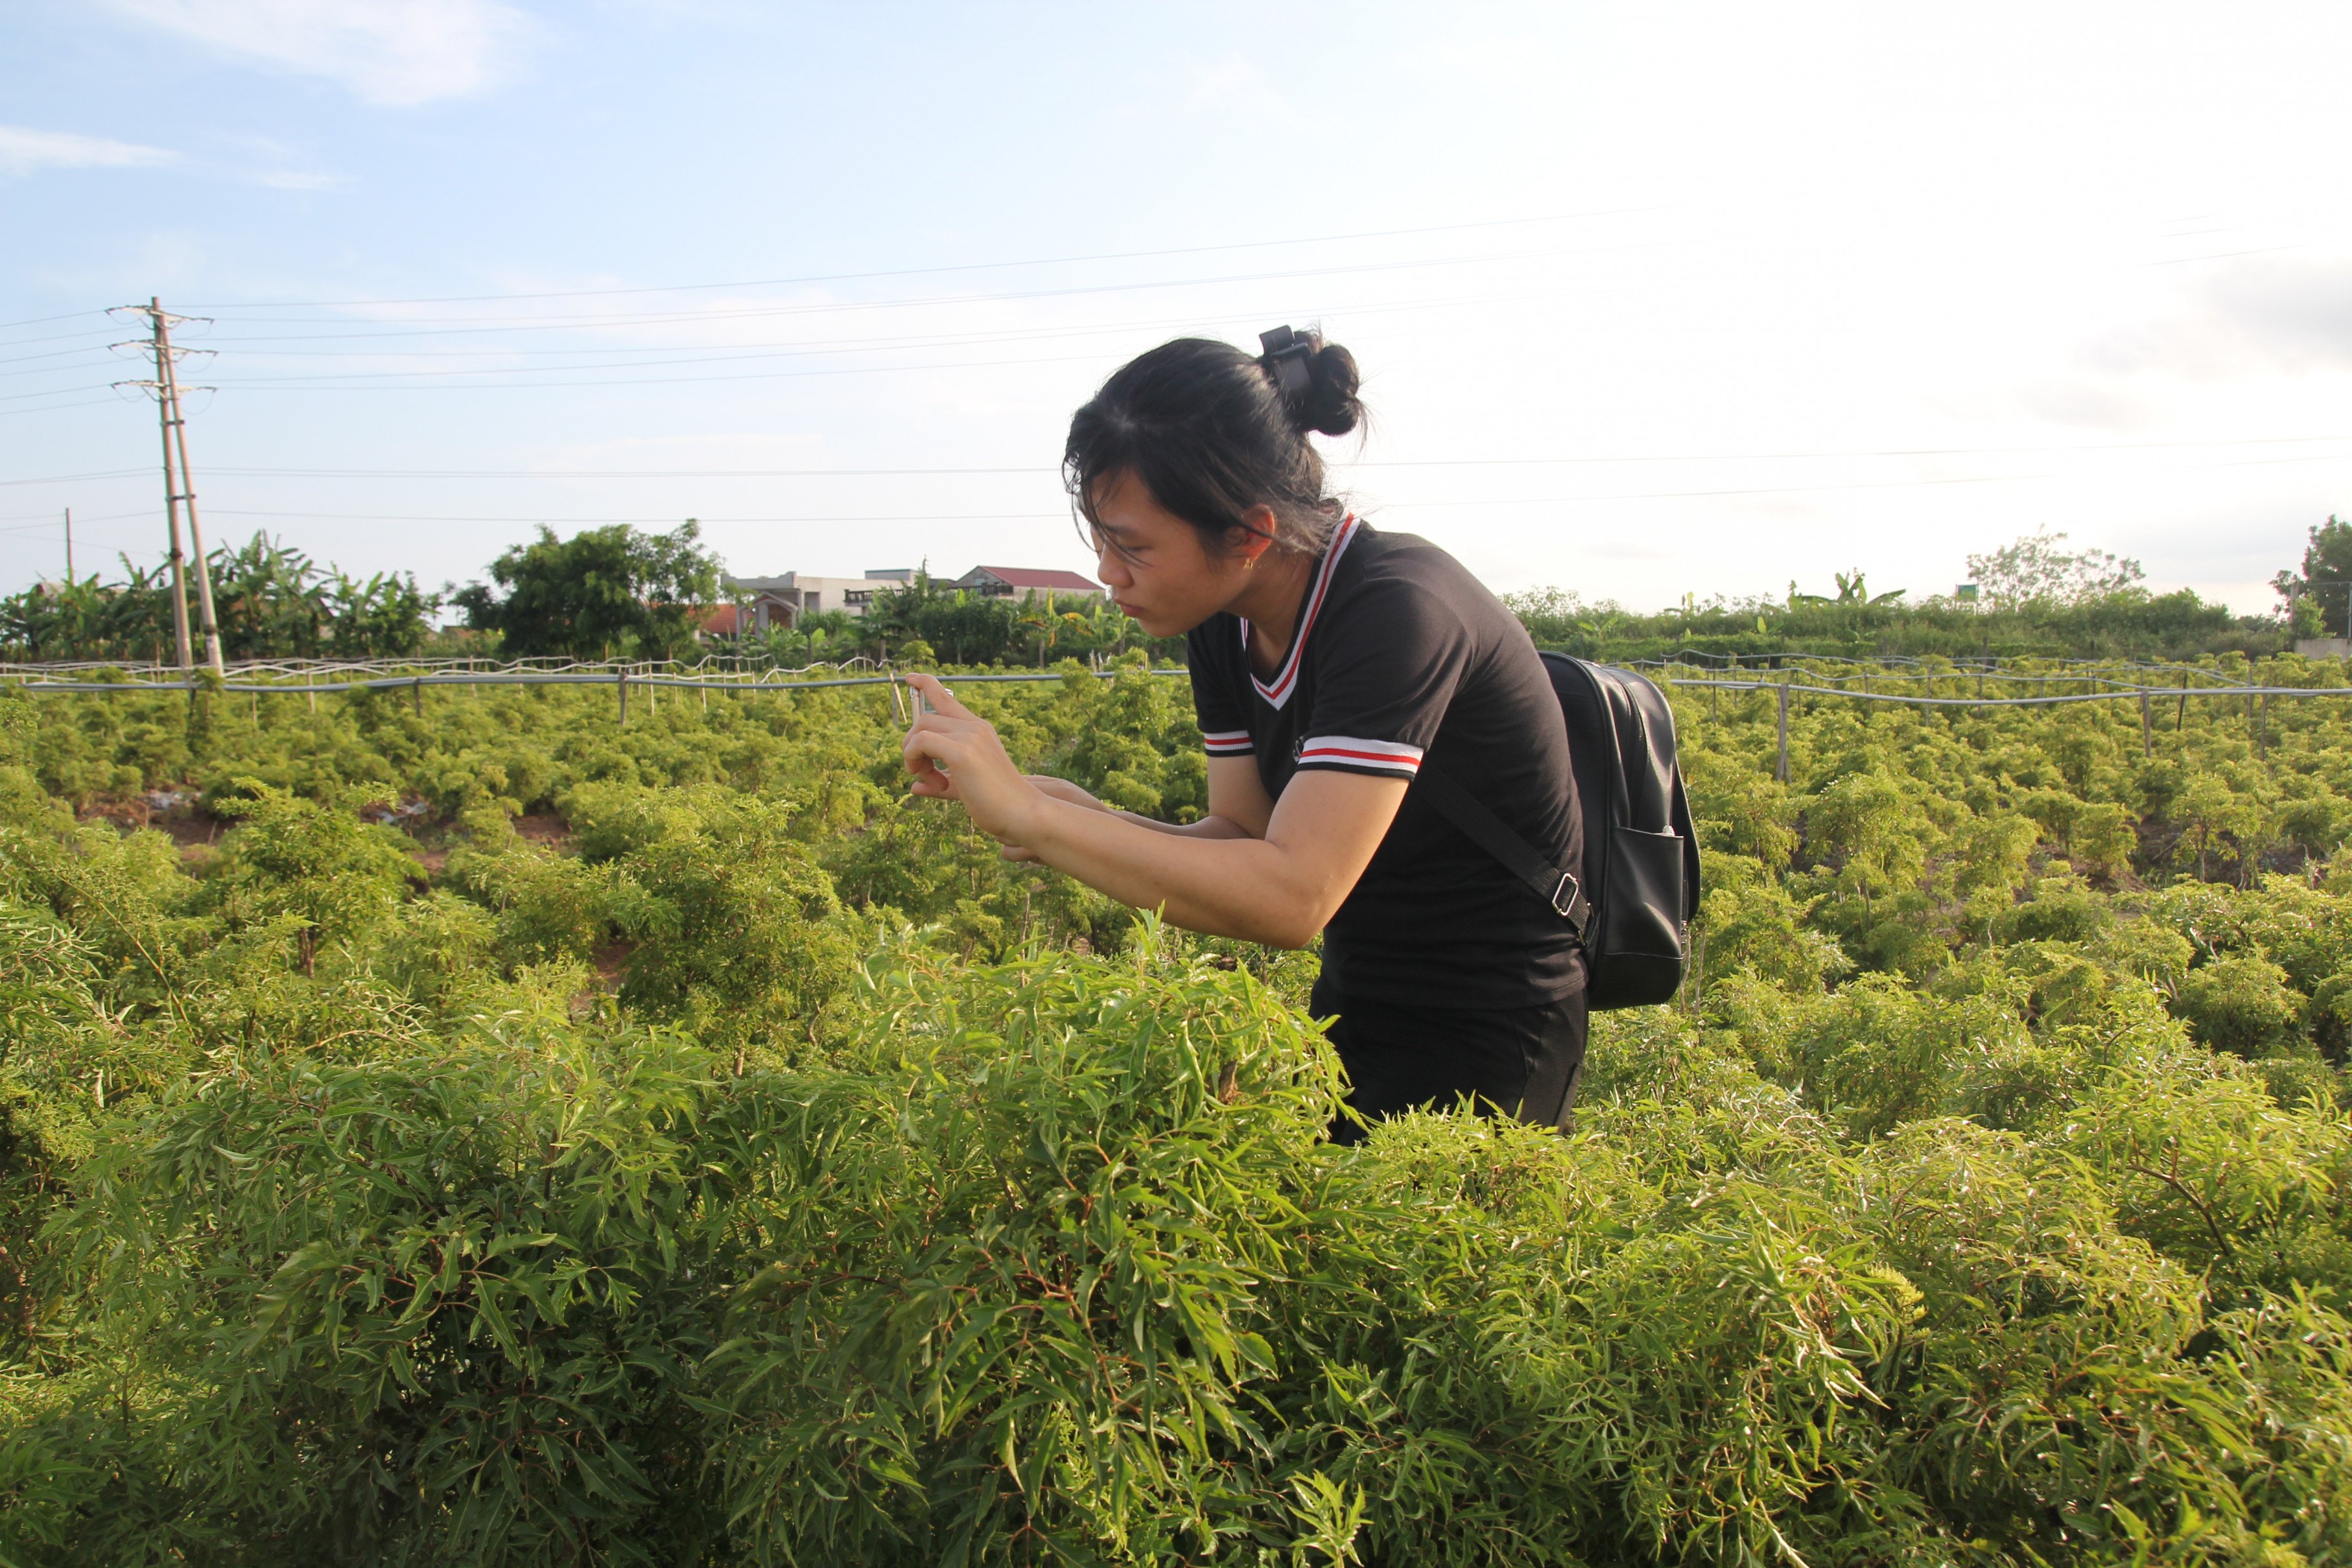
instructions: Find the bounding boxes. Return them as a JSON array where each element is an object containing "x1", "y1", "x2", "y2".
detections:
[{"x1": 723, "y1": 568, "x2": 913, "y2": 631}]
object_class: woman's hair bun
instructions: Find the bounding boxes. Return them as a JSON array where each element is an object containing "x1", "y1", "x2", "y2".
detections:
[{"x1": 1258, "y1": 325, "x2": 1363, "y2": 438}]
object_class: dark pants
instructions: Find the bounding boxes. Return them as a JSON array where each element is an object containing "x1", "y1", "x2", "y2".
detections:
[{"x1": 1311, "y1": 976, "x2": 1590, "y2": 1146}]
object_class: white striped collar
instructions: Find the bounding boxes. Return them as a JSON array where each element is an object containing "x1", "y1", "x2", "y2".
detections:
[{"x1": 1240, "y1": 514, "x2": 1361, "y2": 711}]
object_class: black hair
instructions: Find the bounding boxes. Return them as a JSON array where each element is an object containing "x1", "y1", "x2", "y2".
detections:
[{"x1": 1064, "y1": 326, "x2": 1363, "y2": 560}]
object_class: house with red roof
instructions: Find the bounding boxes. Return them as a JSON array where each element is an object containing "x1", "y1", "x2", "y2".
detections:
[{"x1": 950, "y1": 566, "x2": 1103, "y2": 598}]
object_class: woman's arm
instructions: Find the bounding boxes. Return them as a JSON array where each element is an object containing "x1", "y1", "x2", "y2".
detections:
[
  {"x1": 904, "y1": 675, "x2": 1401, "y2": 947},
  {"x1": 1017, "y1": 757, "x2": 1273, "y2": 848}
]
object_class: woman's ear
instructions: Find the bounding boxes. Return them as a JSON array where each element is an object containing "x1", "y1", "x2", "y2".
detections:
[{"x1": 1229, "y1": 505, "x2": 1280, "y2": 566}]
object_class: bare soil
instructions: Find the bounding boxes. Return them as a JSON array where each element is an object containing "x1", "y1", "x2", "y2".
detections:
[
  {"x1": 513, "y1": 813, "x2": 571, "y2": 846},
  {"x1": 77, "y1": 794, "x2": 227, "y2": 861}
]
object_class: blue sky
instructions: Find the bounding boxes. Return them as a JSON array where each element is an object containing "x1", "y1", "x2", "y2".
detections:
[{"x1": 3, "y1": 1, "x2": 2349, "y2": 614}]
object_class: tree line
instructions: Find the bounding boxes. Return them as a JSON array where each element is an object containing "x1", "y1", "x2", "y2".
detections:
[
  {"x1": 0, "y1": 533, "x2": 436, "y2": 662},
  {"x1": 8, "y1": 517, "x2": 2340, "y2": 667}
]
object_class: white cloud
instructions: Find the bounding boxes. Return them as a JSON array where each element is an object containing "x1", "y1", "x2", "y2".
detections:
[
  {"x1": 0, "y1": 124, "x2": 178, "y2": 176},
  {"x1": 104, "y1": 0, "x2": 528, "y2": 106}
]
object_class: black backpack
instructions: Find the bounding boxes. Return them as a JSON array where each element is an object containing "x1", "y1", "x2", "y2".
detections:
[{"x1": 1416, "y1": 653, "x2": 1700, "y2": 1010}]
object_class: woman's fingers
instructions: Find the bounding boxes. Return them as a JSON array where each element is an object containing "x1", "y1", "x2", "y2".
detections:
[
  {"x1": 902, "y1": 722, "x2": 957, "y2": 786},
  {"x1": 899, "y1": 688, "x2": 1046, "y2": 847},
  {"x1": 904, "y1": 672, "x2": 978, "y2": 721}
]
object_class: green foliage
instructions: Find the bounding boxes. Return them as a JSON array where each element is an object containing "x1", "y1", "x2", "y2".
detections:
[
  {"x1": 206, "y1": 784, "x2": 418, "y2": 975},
  {"x1": 454, "y1": 521, "x2": 722, "y2": 661},
  {"x1": 851, "y1": 574, "x2": 1181, "y2": 667},
  {"x1": 1507, "y1": 522, "x2": 2285, "y2": 662},
  {"x1": 8, "y1": 650, "x2": 2352, "y2": 1563},
  {"x1": 600, "y1": 787, "x2": 866, "y2": 1053},
  {"x1": 1966, "y1": 526, "x2": 2147, "y2": 607},
  {"x1": 0, "y1": 533, "x2": 438, "y2": 662},
  {"x1": 2274, "y1": 515, "x2": 2352, "y2": 637}
]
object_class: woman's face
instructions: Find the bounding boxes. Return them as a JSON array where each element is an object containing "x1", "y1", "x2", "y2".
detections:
[{"x1": 1085, "y1": 471, "x2": 1258, "y2": 638}]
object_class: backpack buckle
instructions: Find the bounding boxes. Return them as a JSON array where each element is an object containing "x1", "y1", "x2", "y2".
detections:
[{"x1": 1550, "y1": 871, "x2": 1581, "y2": 919}]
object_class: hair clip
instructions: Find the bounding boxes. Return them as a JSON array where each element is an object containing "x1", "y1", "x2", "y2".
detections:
[{"x1": 1258, "y1": 325, "x2": 1313, "y2": 399}]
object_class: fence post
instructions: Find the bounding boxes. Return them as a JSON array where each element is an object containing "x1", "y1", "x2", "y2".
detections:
[
  {"x1": 412, "y1": 676, "x2": 423, "y2": 718},
  {"x1": 2139, "y1": 692, "x2": 2153, "y2": 756},
  {"x1": 617, "y1": 668, "x2": 628, "y2": 728},
  {"x1": 1776, "y1": 679, "x2": 1791, "y2": 784}
]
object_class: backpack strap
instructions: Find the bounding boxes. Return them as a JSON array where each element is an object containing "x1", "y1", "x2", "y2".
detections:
[{"x1": 1415, "y1": 761, "x2": 1589, "y2": 938}]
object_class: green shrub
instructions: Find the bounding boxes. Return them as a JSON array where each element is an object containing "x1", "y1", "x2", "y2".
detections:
[
  {"x1": 2176, "y1": 953, "x2": 2307, "y2": 1057},
  {"x1": 10, "y1": 654, "x2": 2352, "y2": 1563}
]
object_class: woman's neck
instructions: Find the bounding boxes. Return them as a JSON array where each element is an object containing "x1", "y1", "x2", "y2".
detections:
[{"x1": 1231, "y1": 546, "x2": 1317, "y2": 676}]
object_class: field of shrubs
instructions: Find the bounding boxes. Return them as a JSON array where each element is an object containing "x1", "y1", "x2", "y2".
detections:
[{"x1": 3, "y1": 650, "x2": 2351, "y2": 1566}]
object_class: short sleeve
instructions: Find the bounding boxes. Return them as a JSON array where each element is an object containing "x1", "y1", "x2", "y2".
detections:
[
  {"x1": 1184, "y1": 620, "x2": 1254, "y2": 756},
  {"x1": 1293, "y1": 580, "x2": 1472, "y2": 780}
]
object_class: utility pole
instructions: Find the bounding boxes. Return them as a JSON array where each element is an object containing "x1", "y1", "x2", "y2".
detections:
[
  {"x1": 62, "y1": 508, "x2": 73, "y2": 583},
  {"x1": 150, "y1": 309, "x2": 193, "y2": 671},
  {"x1": 154, "y1": 301, "x2": 224, "y2": 674},
  {"x1": 110, "y1": 298, "x2": 224, "y2": 675}
]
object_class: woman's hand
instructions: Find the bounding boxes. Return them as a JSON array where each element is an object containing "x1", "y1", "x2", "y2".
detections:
[
  {"x1": 901, "y1": 673, "x2": 1050, "y2": 847},
  {"x1": 997, "y1": 775, "x2": 1106, "y2": 860}
]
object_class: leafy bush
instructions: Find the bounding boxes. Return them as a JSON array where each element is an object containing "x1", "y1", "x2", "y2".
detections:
[{"x1": 2, "y1": 654, "x2": 2352, "y2": 1563}]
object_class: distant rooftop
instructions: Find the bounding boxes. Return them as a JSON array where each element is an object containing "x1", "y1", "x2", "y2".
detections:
[{"x1": 956, "y1": 566, "x2": 1103, "y2": 594}]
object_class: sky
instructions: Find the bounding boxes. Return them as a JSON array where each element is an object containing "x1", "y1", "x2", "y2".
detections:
[{"x1": 3, "y1": 1, "x2": 2349, "y2": 616}]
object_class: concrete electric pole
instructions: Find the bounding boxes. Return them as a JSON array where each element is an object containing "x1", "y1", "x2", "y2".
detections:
[{"x1": 112, "y1": 298, "x2": 225, "y2": 675}]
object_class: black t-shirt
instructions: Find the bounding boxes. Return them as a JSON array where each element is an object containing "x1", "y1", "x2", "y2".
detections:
[{"x1": 1186, "y1": 517, "x2": 1584, "y2": 1009}]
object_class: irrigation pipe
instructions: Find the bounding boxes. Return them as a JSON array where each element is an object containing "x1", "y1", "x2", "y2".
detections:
[
  {"x1": 1657, "y1": 678, "x2": 2346, "y2": 707},
  {"x1": 6, "y1": 662, "x2": 2346, "y2": 710},
  {"x1": 4, "y1": 668, "x2": 1190, "y2": 696}
]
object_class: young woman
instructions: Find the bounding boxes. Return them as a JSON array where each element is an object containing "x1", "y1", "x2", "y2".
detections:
[{"x1": 900, "y1": 327, "x2": 1586, "y2": 1141}]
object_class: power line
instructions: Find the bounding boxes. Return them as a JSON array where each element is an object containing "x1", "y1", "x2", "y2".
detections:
[
  {"x1": 183, "y1": 342, "x2": 1115, "y2": 386},
  {"x1": 180, "y1": 280, "x2": 1552, "y2": 351},
  {"x1": 185, "y1": 211, "x2": 1648, "y2": 310},
  {"x1": 196, "y1": 508, "x2": 1073, "y2": 524},
  {"x1": 0, "y1": 473, "x2": 2043, "y2": 532},
  {"x1": 0, "y1": 346, "x2": 123, "y2": 373},
  {"x1": 3, "y1": 303, "x2": 1300, "y2": 363},
  {"x1": 0, "y1": 309, "x2": 109, "y2": 333},
  {"x1": 46, "y1": 473, "x2": 2038, "y2": 529},
  {"x1": 192, "y1": 349, "x2": 1110, "y2": 395},
  {"x1": 0, "y1": 379, "x2": 136, "y2": 403},
  {"x1": 106, "y1": 309, "x2": 1364, "y2": 361},
  {"x1": 188, "y1": 239, "x2": 1667, "y2": 331},
  {"x1": 0, "y1": 395, "x2": 137, "y2": 420},
  {"x1": 6, "y1": 434, "x2": 2350, "y2": 492},
  {"x1": 0, "y1": 324, "x2": 143, "y2": 351},
  {"x1": 0, "y1": 469, "x2": 150, "y2": 487}
]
